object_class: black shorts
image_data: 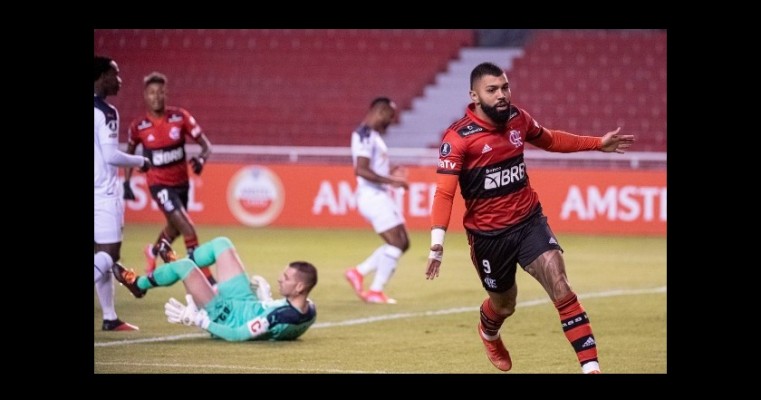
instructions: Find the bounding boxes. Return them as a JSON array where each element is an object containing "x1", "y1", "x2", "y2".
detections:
[
  {"x1": 466, "y1": 210, "x2": 563, "y2": 293},
  {"x1": 149, "y1": 183, "x2": 190, "y2": 215}
]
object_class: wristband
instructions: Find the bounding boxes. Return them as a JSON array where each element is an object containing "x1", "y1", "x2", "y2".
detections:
[{"x1": 431, "y1": 228, "x2": 446, "y2": 246}]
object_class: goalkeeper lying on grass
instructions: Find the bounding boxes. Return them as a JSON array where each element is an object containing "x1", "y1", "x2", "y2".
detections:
[{"x1": 113, "y1": 236, "x2": 317, "y2": 341}]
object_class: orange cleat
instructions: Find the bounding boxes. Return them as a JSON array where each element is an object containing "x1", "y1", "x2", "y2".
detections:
[
  {"x1": 112, "y1": 262, "x2": 146, "y2": 298},
  {"x1": 478, "y1": 323, "x2": 512, "y2": 371},
  {"x1": 102, "y1": 318, "x2": 139, "y2": 331},
  {"x1": 361, "y1": 290, "x2": 397, "y2": 304},
  {"x1": 144, "y1": 243, "x2": 157, "y2": 274},
  {"x1": 156, "y1": 239, "x2": 177, "y2": 263},
  {"x1": 344, "y1": 268, "x2": 364, "y2": 297}
]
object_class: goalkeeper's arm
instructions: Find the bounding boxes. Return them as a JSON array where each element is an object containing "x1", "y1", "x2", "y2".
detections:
[{"x1": 206, "y1": 316, "x2": 270, "y2": 342}]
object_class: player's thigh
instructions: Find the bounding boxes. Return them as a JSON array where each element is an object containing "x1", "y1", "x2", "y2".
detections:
[
  {"x1": 467, "y1": 232, "x2": 520, "y2": 292},
  {"x1": 517, "y1": 214, "x2": 563, "y2": 268},
  {"x1": 358, "y1": 191, "x2": 404, "y2": 233},
  {"x1": 94, "y1": 197, "x2": 123, "y2": 244},
  {"x1": 215, "y1": 246, "x2": 248, "y2": 282},
  {"x1": 149, "y1": 185, "x2": 186, "y2": 215}
]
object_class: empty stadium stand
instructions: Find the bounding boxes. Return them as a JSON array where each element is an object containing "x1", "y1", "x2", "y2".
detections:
[
  {"x1": 94, "y1": 29, "x2": 475, "y2": 146},
  {"x1": 511, "y1": 30, "x2": 666, "y2": 152}
]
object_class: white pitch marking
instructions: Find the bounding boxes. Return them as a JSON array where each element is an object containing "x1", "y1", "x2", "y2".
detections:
[{"x1": 95, "y1": 286, "x2": 666, "y2": 348}]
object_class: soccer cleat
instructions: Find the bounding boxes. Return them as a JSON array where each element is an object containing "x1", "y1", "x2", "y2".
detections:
[
  {"x1": 361, "y1": 290, "x2": 397, "y2": 304},
  {"x1": 478, "y1": 323, "x2": 512, "y2": 371},
  {"x1": 102, "y1": 318, "x2": 139, "y2": 331},
  {"x1": 156, "y1": 238, "x2": 178, "y2": 263},
  {"x1": 112, "y1": 262, "x2": 146, "y2": 298},
  {"x1": 344, "y1": 268, "x2": 364, "y2": 296},
  {"x1": 144, "y1": 243, "x2": 157, "y2": 274}
]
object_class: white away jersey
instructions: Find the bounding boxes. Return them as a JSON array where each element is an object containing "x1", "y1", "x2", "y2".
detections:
[
  {"x1": 351, "y1": 125, "x2": 389, "y2": 192},
  {"x1": 94, "y1": 95, "x2": 120, "y2": 198}
]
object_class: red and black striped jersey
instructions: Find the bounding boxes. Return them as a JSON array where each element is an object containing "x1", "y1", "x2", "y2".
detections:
[
  {"x1": 437, "y1": 103, "x2": 544, "y2": 234},
  {"x1": 128, "y1": 106, "x2": 202, "y2": 187}
]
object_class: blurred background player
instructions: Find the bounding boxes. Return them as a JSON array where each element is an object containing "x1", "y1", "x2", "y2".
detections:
[
  {"x1": 94, "y1": 56, "x2": 151, "y2": 331},
  {"x1": 122, "y1": 72, "x2": 215, "y2": 285},
  {"x1": 425, "y1": 62, "x2": 635, "y2": 373},
  {"x1": 113, "y1": 237, "x2": 318, "y2": 341},
  {"x1": 344, "y1": 97, "x2": 409, "y2": 304}
]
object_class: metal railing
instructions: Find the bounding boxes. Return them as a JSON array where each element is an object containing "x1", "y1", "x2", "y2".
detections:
[{"x1": 130, "y1": 144, "x2": 666, "y2": 170}]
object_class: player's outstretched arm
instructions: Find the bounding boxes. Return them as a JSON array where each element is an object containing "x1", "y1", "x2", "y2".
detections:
[{"x1": 599, "y1": 127, "x2": 635, "y2": 153}]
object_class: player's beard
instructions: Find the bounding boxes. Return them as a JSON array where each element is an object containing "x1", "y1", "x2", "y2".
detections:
[{"x1": 481, "y1": 102, "x2": 511, "y2": 125}]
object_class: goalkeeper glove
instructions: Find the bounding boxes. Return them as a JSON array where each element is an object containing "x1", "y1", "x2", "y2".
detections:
[
  {"x1": 123, "y1": 181, "x2": 135, "y2": 200},
  {"x1": 164, "y1": 294, "x2": 210, "y2": 329},
  {"x1": 190, "y1": 157, "x2": 204, "y2": 175}
]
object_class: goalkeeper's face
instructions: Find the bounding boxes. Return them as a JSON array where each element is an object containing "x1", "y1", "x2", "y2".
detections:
[{"x1": 277, "y1": 266, "x2": 304, "y2": 297}]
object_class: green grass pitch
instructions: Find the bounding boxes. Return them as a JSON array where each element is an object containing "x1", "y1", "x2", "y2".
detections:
[{"x1": 95, "y1": 224, "x2": 666, "y2": 374}]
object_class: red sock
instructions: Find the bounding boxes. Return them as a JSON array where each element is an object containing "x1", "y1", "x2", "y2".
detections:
[
  {"x1": 480, "y1": 298, "x2": 509, "y2": 337},
  {"x1": 554, "y1": 292, "x2": 598, "y2": 366},
  {"x1": 153, "y1": 229, "x2": 175, "y2": 255}
]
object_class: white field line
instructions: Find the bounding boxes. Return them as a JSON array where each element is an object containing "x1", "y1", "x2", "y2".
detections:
[
  {"x1": 95, "y1": 286, "x2": 665, "y2": 348},
  {"x1": 94, "y1": 361, "x2": 394, "y2": 374}
]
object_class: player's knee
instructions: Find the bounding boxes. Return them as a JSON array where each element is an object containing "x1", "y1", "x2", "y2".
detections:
[
  {"x1": 384, "y1": 245, "x2": 403, "y2": 259},
  {"x1": 398, "y1": 237, "x2": 410, "y2": 252},
  {"x1": 491, "y1": 297, "x2": 517, "y2": 317},
  {"x1": 212, "y1": 236, "x2": 234, "y2": 254},
  {"x1": 173, "y1": 258, "x2": 197, "y2": 280}
]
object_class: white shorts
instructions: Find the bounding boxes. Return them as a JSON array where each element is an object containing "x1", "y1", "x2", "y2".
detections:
[
  {"x1": 94, "y1": 196, "x2": 124, "y2": 244},
  {"x1": 357, "y1": 189, "x2": 404, "y2": 233}
]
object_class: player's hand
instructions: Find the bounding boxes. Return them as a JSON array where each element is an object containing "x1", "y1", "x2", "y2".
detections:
[
  {"x1": 389, "y1": 166, "x2": 409, "y2": 190},
  {"x1": 600, "y1": 127, "x2": 635, "y2": 154},
  {"x1": 165, "y1": 294, "x2": 210, "y2": 329},
  {"x1": 250, "y1": 275, "x2": 273, "y2": 302},
  {"x1": 426, "y1": 244, "x2": 443, "y2": 280},
  {"x1": 190, "y1": 157, "x2": 204, "y2": 175},
  {"x1": 123, "y1": 181, "x2": 136, "y2": 200},
  {"x1": 139, "y1": 157, "x2": 152, "y2": 173}
]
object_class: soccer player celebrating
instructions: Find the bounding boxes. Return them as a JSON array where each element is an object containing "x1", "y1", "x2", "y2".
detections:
[{"x1": 425, "y1": 62, "x2": 634, "y2": 373}]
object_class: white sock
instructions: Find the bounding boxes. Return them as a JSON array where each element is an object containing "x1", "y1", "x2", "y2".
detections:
[
  {"x1": 356, "y1": 245, "x2": 385, "y2": 275},
  {"x1": 582, "y1": 361, "x2": 600, "y2": 374},
  {"x1": 369, "y1": 245, "x2": 402, "y2": 292},
  {"x1": 94, "y1": 252, "x2": 117, "y2": 320},
  {"x1": 94, "y1": 251, "x2": 112, "y2": 283},
  {"x1": 479, "y1": 325, "x2": 500, "y2": 341}
]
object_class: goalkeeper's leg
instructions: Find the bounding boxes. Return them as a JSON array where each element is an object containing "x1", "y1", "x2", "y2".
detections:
[
  {"x1": 135, "y1": 258, "x2": 216, "y2": 307},
  {"x1": 189, "y1": 237, "x2": 246, "y2": 283},
  {"x1": 136, "y1": 258, "x2": 196, "y2": 290}
]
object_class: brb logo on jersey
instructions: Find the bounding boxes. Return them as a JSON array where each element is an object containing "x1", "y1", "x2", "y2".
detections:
[
  {"x1": 227, "y1": 166, "x2": 285, "y2": 227},
  {"x1": 484, "y1": 163, "x2": 526, "y2": 190},
  {"x1": 509, "y1": 130, "x2": 522, "y2": 148}
]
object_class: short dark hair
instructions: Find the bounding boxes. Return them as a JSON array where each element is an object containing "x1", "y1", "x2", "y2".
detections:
[
  {"x1": 144, "y1": 71, "x2": 167, "y2": 87},
  {"x1": 289, "y1": 261, "x2": 318, "y2": 292},
  {"x1": 370, "y1": 97, "x2": 393, "y2": 109},
  {"x1": 470, "y1": 62, "x2": 505, "y2": 89},
  {"x1": 94, "y1": 56, "x2": 114, "y2": 82}
]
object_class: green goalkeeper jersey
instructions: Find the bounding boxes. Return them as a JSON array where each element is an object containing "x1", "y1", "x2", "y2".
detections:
[{"x1": 203, "y1": 274, "x2": 317, "y2": 341}]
